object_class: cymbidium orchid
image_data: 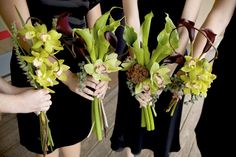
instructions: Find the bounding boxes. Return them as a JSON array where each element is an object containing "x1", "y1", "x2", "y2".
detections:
[
  {"x1": 11, "y1": 11, "x2": 69, "y2": 156},
  {"x1": 165, "y1": 19, "x2": 217, "y2": 116},
  {"x1": 122, "y1": 12, "x2": 179, "y2": 131}
]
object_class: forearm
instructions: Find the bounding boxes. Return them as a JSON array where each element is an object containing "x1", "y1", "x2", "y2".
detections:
[
  {"x1": 193, "y1": 0, "x2": 236, "y2": 58},
  {"x1": 0, "y1": 0, "x2": 30, "y2": 29},
  {"x1": 167, "y1": 0, "x2": 203, "y2": 74},
  {"x1": 86, "y1": 3, "x2": 102, "y2": 28},
  {"x1": 122, "y1": 0, "x2": 140, "y2": 34},
  {"x1": 61, "y1": 70, "x2": 79, "y2": 92},
  {"x1": 176, "y1": 0, "x2": 203, "y2": 55},
  {"x1": 0, "y1": 94, "x2": 20, "y2": 113},
  {"x1": 0, "y1": 77, "x2": 19, "y2": 94}
]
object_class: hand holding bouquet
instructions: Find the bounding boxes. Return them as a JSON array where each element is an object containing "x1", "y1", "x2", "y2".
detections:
[
  {"x1": 11, "y1": 11, "x2": 69, "y2": 155},
  {"x1": 72, "y1": 8, "x2": 122, "y2": 140},
  {"x1": 122, "y1": 12, "x2": 179, "y2": 131},
  {"x1": 165, "y1": 19, "x2": 217, "y2": 116}
]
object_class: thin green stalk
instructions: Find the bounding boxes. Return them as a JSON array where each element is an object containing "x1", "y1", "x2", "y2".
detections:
[
  {"x1": 152, "y1": 106, "x2": 157, "y2": 117},
  {"x1": 143, "y1": 107, "x2": 150, "y2": 131},
  {"x1": 93, "y1": 97, "x2": 102, "y2": 140},
  {"x1": 170, "y1": 100, "x2": 178, "y2": 116},
  {"x1": 141, "y1": 108, "x2": 146, "y2": 127},
  {"x1": 147, "y1": 104, "x2": 155, "y2": 131}
]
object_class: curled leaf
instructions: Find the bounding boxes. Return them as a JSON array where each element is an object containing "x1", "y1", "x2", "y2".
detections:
[
  {"x1": 178, "y1": 18, "x2": 195, "y2": 42},
  {"x1": 201, "y1": 28, "x2": 216, "y2": 53},
  {"x1": 163, "y1": 52, "x2": 186, "y2": 66}
]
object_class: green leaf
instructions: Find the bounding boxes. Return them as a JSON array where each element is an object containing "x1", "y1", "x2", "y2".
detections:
[
  {"x1": 141, "y1": 12, "x2": 154, "y2": 46},
  {"x1": 135, "y1": 82, "x2": 143, "y2": 94},
  {"x1": 84, "y1": 63, "x2": 95, "y2": 75},
  {"x1": 132, "y1": 47, "x2": 145, "y2": 65},
  {"x1": 20, "y1": 56, "x2": 35, "y2": 63},
  {"x1": 143, "y1": 46, "x2": 150, "y2": 67},
  {"x1": 97, "y1": 28, "x2": 110, "y2": 60},
  {"x1": 149, "y1": 14, "x2": 179, "y2": 67},
  {"x1": 123, "y1": 25, "x2": 138, "y2": 47}
]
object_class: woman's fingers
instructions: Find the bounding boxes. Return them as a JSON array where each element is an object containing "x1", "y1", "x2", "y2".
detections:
[
  {"x1": 94, "y1": 81, "x2": 109, "y2": 99},
  {"x1": 135, "y1": 92, "x2": 152, "y2": 107},
  {"x1": 75, "y1": 87, "x2": 94, "y2": 100},
  {"x1": 75, "y1": 77, "x2": 109, "y2": 100}
]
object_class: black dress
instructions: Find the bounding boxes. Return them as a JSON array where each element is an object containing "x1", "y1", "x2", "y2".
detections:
[
  {"x1": 110, "y1": 0, "x2": 186, "y2": 157},
  {"x1": 195, "y1": 11, "x2": 236, "y2": 157},
  {"x1": 10, "y1": 0, "x2": 100, "y2": 154}
]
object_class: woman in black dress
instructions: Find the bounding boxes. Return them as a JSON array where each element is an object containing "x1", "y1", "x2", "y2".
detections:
[
  {"x1": 110, "y1": 0, "x2": 203, "y2": 156},
  {"x1": 194, "y1": 1, "x2": 236, "y2": 157},
  {"x1": 0, "y1": 0, "x2": 108, "y2": 157}
]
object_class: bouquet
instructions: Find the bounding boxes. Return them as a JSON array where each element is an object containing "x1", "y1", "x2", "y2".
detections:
[
  {"x1": 165, "y1": 19, "x2": 217, "y2": 116},
  {"x1": 70, "y1": 8, "x2": 122, "y2": 140},
  {"x1": 121, "y1": 12, "x2": 179, "y2": 131},
  {"x1": 11, "y1": 10, "x2": 69, "y2": 155}
]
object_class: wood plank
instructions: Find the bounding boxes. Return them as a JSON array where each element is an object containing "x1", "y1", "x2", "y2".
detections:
[
  {"x1": 180, "y1": 96, "x2": 194, "y2": 130},
  {"x1": 0, "y1": 114, "x2": 16, "y2": 128},
  {"x1": 3, "y1": 143, "x2": 34, "y2": 157},
  {"x1": 86, "y1": 125, "x2": 114, "y2": 157},
  {"x1": 170, "y1": 97, "x2": 204, "y2": 157},
  {"x1": 179, "y1": 97, "x2": 204, "y2": 147},
  {"x1": 109, "y1": 148, "x2": 154, "y2": 157},
  {"x1": 188, "y1": 137, "x2": 201, "y2": 157},
  {"x1": 0, "y1": 116, "x2": 19, "y2": 155},
  {"x1": 108, "y1": 147, "x2": 128, "y2": 157},
  {"x1": 136, "y1": 149, "x2": 154, "y2": 157}
]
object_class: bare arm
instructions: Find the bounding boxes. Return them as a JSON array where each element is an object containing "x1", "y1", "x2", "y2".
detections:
[
  {"x1": 86, "y1": 3, "x2": 102, "y2": 28},
  {"x1": 176, "y1": 0, "x2": 203, "y2": 55},
  {"x1": 122, "y1": 0, "x2": 140, "y2": 34},
  {"x1": 0, "y1": 77, "x2": 52, "y2": 113},
  {"x1": 0, "y1": 0, "x2": 30, "y2": 29},
  {"x1": 0, "y1": 77, "x2": 19, "y2": 94},
  {"x1": 0, "y1": 88, "x2": 52, "y2": 113},
  {"x1": 193, "y1": 0, "x2": 236, "y2": 58}
]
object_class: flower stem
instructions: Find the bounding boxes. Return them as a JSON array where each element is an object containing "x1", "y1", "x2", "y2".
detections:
[
  {"x1": 141, "y1": 108, "x2": 146, "y2": 127},
  {"x1": 39, "y1": 111, "x2": 54, "y2": 156},
  {"x1": 93, "y1": 97, "x2": 103, "y2": 140},
  {"x1": 143, "y1": 107, "x2": 151, "y2": 131},
  {"x1": 147, "y1": 104, "x2": 155, "y2": 131}
]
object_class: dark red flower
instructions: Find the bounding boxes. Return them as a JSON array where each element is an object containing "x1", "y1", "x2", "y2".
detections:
[{"x1": 56, "y1": 12, "x2": 72, "y2": 36}]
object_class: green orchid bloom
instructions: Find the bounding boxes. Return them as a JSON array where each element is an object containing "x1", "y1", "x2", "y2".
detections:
[{"x1": 180, "y1": 56, "x2": 216, "y2": 97}]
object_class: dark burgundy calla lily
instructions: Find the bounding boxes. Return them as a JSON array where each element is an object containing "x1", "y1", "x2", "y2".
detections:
[
  {"x1": 163, "y1": 52, "x2": 186, "y2": 66},
  {"x1": 201, "y1": 28, "x2": 216, "y2": 53},
  {"x1": 179, "y1": 18, "x2": 195, "y2": 42},
  {"x1": 104, "y1": 31, "x2": 117, "y2": 49},
  {"x1": 74, "y1": 35, "x2": 86, "y2": 48},
  {"x1": 74, "y1": 36, "x2": 88, "y2": 58},
  {"x1": 56, "y1": 12, "x2": 72, "y2": 36}
]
